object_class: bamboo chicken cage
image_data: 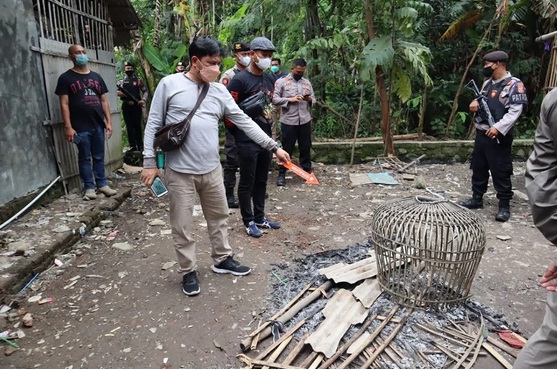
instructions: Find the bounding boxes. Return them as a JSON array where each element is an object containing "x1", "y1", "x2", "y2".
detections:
[{"x1": 371, "y1": 196, "x2": 486, "y2": 308}]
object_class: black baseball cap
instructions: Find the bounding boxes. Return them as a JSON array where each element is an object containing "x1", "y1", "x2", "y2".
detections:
[
  {"x1": 483, "y1": 51, "x2": 509, "y2": 62},
  {"x1": 233, "y1": 42, "x2": 250, "y2": 52}
]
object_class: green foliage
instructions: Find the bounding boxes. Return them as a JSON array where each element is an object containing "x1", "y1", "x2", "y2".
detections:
[{"x1": 123, "y1": 0, "x2": 552, "y2": 141}]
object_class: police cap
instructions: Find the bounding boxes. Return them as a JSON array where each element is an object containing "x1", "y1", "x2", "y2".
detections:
[
  {"x1": 483, "y1": 51, "x2": 509, "y2": 62},
  {"x1": 124, "y1": 61, "x2": 134, "y2": 68},
  {"x1": 250, "y1": 37, "x2": 275, "y2": 52},
  {"x1": 233, "y1": 42, "x2": 250, "y2": 52},
  {"x1": 177, "y1": 62, "x2": 184, "y2": 67}
]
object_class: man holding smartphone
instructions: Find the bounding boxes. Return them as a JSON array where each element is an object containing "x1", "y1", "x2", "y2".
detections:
[
  {"x1": 272, "y1": 58, "x2": 316, "y2": 186},
  {"x1": 141, "y1": 36, "x2": 290, "y2": 297}
]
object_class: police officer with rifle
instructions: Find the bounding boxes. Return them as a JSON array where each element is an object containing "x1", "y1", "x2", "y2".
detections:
[
  {"x1": 459, "y1": 51, "x2": 528, "y2": 222},
  {"x1": 117, "y1": 62, "x2": 148, "y2": 152}
]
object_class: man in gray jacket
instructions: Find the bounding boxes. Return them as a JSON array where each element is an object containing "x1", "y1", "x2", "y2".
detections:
[
  {"x1": 141, "y1": 36, "x2": 290, "y2": 297},
  {"x1": 514, "y1": 88, "x2": 557, "y2": 369}
]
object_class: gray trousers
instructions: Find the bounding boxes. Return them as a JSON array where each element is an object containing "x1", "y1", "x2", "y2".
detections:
[{"x1": 514, "y1": 292, "x2": 557, "y2": 369}]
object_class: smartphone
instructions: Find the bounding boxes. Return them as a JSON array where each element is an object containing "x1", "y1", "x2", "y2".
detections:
[
  {"x1": 73, "y1": 134, "x2": 81, "y2": 144},
  {"x1": 150, "y1": 177, "x2": 168, "y2": 198}
]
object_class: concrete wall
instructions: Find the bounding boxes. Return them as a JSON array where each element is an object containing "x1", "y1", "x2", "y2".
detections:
[
  {"x1": 310, "y1": 139, "x2": 535, "y2": 164},
  {"x1": 0, "y1": 0, "x2": 57, "y2": 205}
]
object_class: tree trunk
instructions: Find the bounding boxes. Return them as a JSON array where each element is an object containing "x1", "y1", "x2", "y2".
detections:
[
  {"x1": 445, "y1": 18, "x2": 494, "y2": 138},
  {"x1": 364, "y1": 0, "x2": 394, "y2": 156},
  {"x1": 136, "y1": 40, "x2": 157, "y2": 98},
  {"x1": 153, "y1": 0, "x2": 163, "y2": 49},
  {"x1": 417, "y1": 85, "x2": 428, "y2": 140}
]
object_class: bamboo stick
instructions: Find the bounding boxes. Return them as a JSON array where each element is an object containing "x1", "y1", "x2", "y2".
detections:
[
  {"x1": 338, "y1": 305, "x2": 400, "y2": 368},
  {"x1": 299, "y1": 352, "x2": 319, "y2": 369},
  {"x1": 247, "y1": 283, "x2": 313, "y2": 338},
  {"x1": 241, "y1": 281, "x2": 332, "y2": 351},
  {"x1": 281, "y1": 333, "x2": 310, "y2": 366},
  {"x1": 256, "y1": 320, "x2": 306, "y2": 361},
  {"x1": 262, "y1": 336, "x2": 293, "y2": 370},
  {"x1": 482, "y1": 342, "x2": 513, "y2": 369},
  {"x1": 308, "y1": 354, "x2": 324, "y2": 369},
  {"x1": 486, "y1": 336, "x2": 519, "y2": 357},
  {"x1": 452, "y1": 317, "x2": 484, "y2": 369},
  {"x1": 320, "y1": 314, "x2": 378, "y2": 368},
  {"x1": 361, "y1": 308, "x2": 413, "y2": 368},
  {"x1": 236, "y1": 354, "x2": 300, "y2": 369}
]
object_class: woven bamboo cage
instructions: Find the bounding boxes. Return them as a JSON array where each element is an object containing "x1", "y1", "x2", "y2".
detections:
[{"x1": 371, "y1": 196, "x2": 486, "y2": 308}]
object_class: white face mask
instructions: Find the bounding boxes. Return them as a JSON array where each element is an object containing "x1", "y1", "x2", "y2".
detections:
[
  {"x1": 255, "y1": 57, "x2": 272, "y2": 70},
  {"x1": 238, "y1": 56, "x2": 251, "y2": 67}
]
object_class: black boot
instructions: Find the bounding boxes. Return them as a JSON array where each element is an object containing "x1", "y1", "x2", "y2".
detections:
[
  {"x1": 495, "y1": 201, "x2": 510, "y2": 222},
  {"x1": 277, "y1": 173, "x2": 286, "y2": 187},
  {"x1": 459, "y1": 194, "x2": 483, "y2": 209},
  {"x1": 225, "y1": 188, "x2": 239, "y2": 209}
]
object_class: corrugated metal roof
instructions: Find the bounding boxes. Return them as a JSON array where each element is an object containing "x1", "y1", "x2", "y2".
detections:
[
  {"x1": 304, "y1": 289, "x2": 368, "y2": 358},
  {"x1": 318, "y1": 256, "x2": 378, "y2": 284},
  {"x1": 106, "y1": 0, "x2": 141, "y2": 46}
]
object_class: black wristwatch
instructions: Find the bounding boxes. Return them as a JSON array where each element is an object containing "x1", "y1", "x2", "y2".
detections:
[{"x1": 271, "y1": 143, "x2": 281, "y2": 153}]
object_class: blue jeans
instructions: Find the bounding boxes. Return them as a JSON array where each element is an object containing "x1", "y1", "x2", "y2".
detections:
[{"x1": 75, "y1": 125, "x2": 108, "y2": 190}]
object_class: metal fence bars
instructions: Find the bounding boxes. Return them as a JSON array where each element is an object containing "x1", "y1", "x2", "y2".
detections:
[{"x1": 371, "y1": 196, "x2": 486, "y2": 308}]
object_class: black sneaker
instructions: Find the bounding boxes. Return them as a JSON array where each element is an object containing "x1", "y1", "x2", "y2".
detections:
[
  {"x1": 277, "y1": 174, "x2": 286, "y2": 187},
  {"x1": 182, "y1": 271, "x2": 200, "y2": 296},
  {"x1": 212, "y1": 255, "x2": 251, "y2": 276}
]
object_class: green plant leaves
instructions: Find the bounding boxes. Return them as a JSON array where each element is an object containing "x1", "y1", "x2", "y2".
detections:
[
  {"x1": 362, "y1": 36, "x2": 395, "y2": 71},
  {"x1": 143, "y1": 44, "x2": 168, "y2": 72}
]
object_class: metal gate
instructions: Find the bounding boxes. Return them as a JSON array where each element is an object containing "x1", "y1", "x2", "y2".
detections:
[{"x1": 32, "y1": 0, "x2": 122, "y2": 192}]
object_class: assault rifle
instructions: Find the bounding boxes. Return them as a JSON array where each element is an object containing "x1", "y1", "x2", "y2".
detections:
[
  {"x1": 117, "y1": 83, "x2": 140, "y2": 105},
  {"x1": 465, "y1": 79, "x2": 499, "y2": 144}
]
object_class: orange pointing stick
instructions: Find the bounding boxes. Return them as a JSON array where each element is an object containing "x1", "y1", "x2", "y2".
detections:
[{"x1": 282, "y1": 161, "x2": 319, "y2": 185}]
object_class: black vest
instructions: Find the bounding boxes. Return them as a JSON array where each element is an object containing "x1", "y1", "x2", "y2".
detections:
[
  {"x1": 482, "y1": 77, "x2": 512, "y2": 123},
  {"x1": 121, "y1": 77, "x2": 142, "y2": 102}
]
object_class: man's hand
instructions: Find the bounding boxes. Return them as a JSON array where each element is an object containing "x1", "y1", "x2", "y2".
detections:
[
  {"x1": 105, "y1": 123, "x2": 113, "y2": 139},
  {"x1": 540, "y1": 262, "x2": 557, "y2": 292},
  {"x1": 275, "y1": 148, "x2": 290, "y2": 165},
  {"x1": 469, "y1": 100, "x2": 479, "y2": 113},
  {"x1": 288, "y1": 95, "x2": 303, "y2": 103},
  {"x1": 138, "y1": 99, "x2": 146, "y2": 107},
  {"x1": 486, "y1": 127, "x2": 500, "y2": 140},
  {"x1": 117, "y1": 91, "x2": 126, "y2": 98},
  {"x1": 141, "y1": 168, "x2": 161, "y2": 187},
  {"x1": 65, "y1": 126, "x2": 77, "y2": 142}
]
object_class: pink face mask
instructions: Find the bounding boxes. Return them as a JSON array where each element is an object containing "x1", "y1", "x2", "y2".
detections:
[{"x1": 197, "y1": 61, "x2": 220, "y2": 82}]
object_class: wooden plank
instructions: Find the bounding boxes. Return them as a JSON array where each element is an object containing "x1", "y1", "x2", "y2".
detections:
[
  {"x1": 486, "y1": 336, "x2": 519, "y2": 357},
  {"x1": 304, "y1": 289, "x2": 368, "y2": 358},
  {"x1": 482, "y1": 343, "x2": 513, "y2": 369},
  {"x1": 308, "y1": 354, "x2": 324, "y2": 369},
  {"x1": 352, "y1": 278, "x2": 383, "y2": 308}
]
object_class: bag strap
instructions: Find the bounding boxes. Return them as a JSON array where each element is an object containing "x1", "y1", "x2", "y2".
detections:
[
  {"x1": 184, "y1": 82, "x2": 209, "y2": 122},
  {"x1": 163, "y1": 82, "x2": 209, "y2": 126}
]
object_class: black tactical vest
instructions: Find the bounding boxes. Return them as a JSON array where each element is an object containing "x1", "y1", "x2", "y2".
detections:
[
  {"x1": 482, "y1": 77, "x2": 512, "y2": 123},
  {"x1": 121, "y1": 77, "x2": 142, "y2": 102}
]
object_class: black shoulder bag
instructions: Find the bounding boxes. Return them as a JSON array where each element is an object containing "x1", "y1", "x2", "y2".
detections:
[{"x1": 154, "y1": 83, "x2": 209, "y2": 152}]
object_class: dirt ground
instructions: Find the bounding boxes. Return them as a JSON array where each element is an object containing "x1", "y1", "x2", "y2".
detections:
[{"x1": 1, "y1": 160, "x2": 555, "y2": 369}]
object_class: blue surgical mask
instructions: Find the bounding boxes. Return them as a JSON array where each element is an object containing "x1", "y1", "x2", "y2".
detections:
[
  {"x1": 75, "y1": 54, "x2": 89, "y2": 66},
  {"x1": 271, "y1": 66, "x2": 280, "y2": 73}
]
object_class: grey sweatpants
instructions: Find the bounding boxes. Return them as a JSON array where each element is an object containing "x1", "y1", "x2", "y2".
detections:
[{"x1": 514, "y1": 292, "x2": 557, "y2": 369}]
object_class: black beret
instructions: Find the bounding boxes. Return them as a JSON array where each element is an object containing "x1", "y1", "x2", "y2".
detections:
[
  {"x1": 483, "y1": 51, "x2": 509, "y2": 62},
  {"x1": 233, "y1": 42, "x2": 250, "y2": 52},
  {"x1": 124, "y1": 61, "x2": 135, "y2": 68},
  {"x1": 177, "y1": 62, "x2": 184, "y2": 66}
]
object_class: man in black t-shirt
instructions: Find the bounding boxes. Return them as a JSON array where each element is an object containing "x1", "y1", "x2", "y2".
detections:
[
  {"x1": 117, "y1": 62, "x2": 148, "y2": 152},
  {"x1": 227, "y1": 37, "x2": 281, "y2": 238},
  {"x1": 55, "y1": 44, "x2": 117, "y2": 200}
]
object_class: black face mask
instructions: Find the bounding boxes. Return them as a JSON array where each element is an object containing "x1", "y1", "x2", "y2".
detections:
[
  {"x1": 293, "y1": 73, "x2": 304, "y2": 81},
  {"x1": 482, "y1": 66, "x2": 494, "y2": 78},
  {"x1": 125, "y1": 70, "x2": 134, "y2": 77}
]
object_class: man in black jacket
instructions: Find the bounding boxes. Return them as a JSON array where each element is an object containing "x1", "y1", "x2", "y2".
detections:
[{"x1": 227, "y1": 37, "x2": 281, "y2": 238}]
